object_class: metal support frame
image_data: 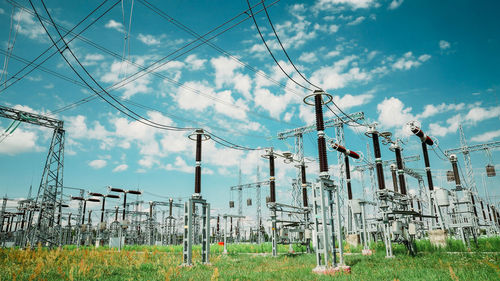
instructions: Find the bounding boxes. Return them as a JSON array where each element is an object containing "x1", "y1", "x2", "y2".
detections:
[
  {"x1": 0, "y1": 105, "x2": 65, "y2": 247},
  {"x1": 182, "y1": 197, "x2": 210, "y2": 266}
]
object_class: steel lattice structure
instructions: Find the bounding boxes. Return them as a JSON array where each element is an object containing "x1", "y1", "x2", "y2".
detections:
[
  {"x1": 444, "y1": 125, "x2": 500, "y2": 194},
  {"x1": 0, "y1": 105, "x2": 64, "y2": 246}
]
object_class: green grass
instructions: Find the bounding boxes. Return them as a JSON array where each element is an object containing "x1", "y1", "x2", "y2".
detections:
[
  {"x1": 1, "y1": 238, "x2": 499, "y2": 280},
  {"x1": 0, "y1": 247, "x2": 498, "y2": 280}
]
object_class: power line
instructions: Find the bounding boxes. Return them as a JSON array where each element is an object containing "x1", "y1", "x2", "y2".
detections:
[
  {"x1": 137, "y1": 0, "x2": 303, "y2": 98},
  {"x1": 260, "y1": 0, "x2": 322, "y2": 91},
  {"x1": 246, "y1": 0, "x2": 312, "y2": 92},
  {"x1": 1, "y1": 0, "x2": 117, "y2": 92},
  {"x1": 30, "y1": 0, "x2": 264, "y2": 151},
  {"x1": 250, "y1": 0, "x2": 368, "y2": 128},
  {"x1": 29, "y1": 0, "x2": 195, "y2": 132},
  {"x1": 10, "y1": 0, "x2": 298, "y2": 128}
]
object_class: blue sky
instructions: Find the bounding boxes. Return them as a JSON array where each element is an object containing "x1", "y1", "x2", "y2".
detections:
[{"x1": 0, "y1": 0, "x2": 499, "y2": 224}]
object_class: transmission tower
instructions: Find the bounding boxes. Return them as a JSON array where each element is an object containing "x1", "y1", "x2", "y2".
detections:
[
  {"x1": 444, "y1": 124, "x2": 500, "y2": 194},
  {"x1": 0, "y1": 105, "x2": 64, "y2": 246}
]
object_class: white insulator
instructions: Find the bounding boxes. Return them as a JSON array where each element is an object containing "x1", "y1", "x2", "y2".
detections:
[
  {"x1": 392, "y1": 221, "x2": 403, "y2": 235},
  {"x1": 351, "y1": 199, "x2": 362, "y2": 214},
  {"x1": 435, "y1": 188, "x2": 450, "y2": 206}
]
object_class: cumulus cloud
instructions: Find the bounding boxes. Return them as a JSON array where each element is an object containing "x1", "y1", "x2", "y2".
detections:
[
  {"x1": 311, "y1": 55, "x2": 371, "y2": 90},
  {"x1": 331, "y1": 93, "x2": 373, "y2": 110},
  {"x1": 428, "y1": 114, "x2": 461, "y2": 137},
  {"x1": 164, "y1": 156, "x2": 193, "y2": 173},
  {"x1": 427, "y1": 105, "x2": 500, "y2": 137},
  {"x1": 314, "y1": 0, "x2": 377, "y2": 10},
  {"x1": 82, "y1": 53, "x2": 105, "y2": 66},
  {"x1": 173, "y1": 81, "x2": 249, "y2": 121},
  {"x1": 471, "y1": 129, "x2": 500, "y2": 143},
  {"x1": 210, "y1": 56, "x2": 251, "y2": 99},
  {"x1": 416, "y1": 103, "x2": 465, "y2": 119},
  {"x1": 89, "y1": 159, "x2": 107, "y2": 169},
  {"x1": 388, "y1": 0, "x2": 404, "y2": 9},
  {"x1": 137, "y1": 33, "x2": 161, "y2": 45},
  {"x1": 439, "y1": 40, "x2": 450, "y2": 50},
  {"x1": 377, "y1": 97, "x2": 414, "y2": 129},
  {"x1": 100, "y1": 58, "x2": 153, "y2": 99},
  {"x1": 15, "y1": 11, "x2": 47, "y2": 41},
  {"x1": 299, "y1": 52, "x2": 318, "y2": 63},
  {"x1": 392, "y1": 52, "x2": 431, "y2": 70},
  {"x1": 185, "y1": 54, "x2": 207, "y2": 70},
  {"x1": 0, "y1": 126, "x2": 41, "y2": 155},
  {"x1": 105, "y1": 19, "x2": 124, "y2": 32},
  {"x1": 347, "y1": 16, "x2": 365, "y2": 25},
  {"x1": 112, "y1": 164, "x2": 128, "y2": 172},
  {"x1": 464, "y1": 105, "x2": 500, "y2": 123}
]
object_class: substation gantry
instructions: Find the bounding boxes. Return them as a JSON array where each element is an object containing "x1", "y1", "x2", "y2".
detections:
[
  {"x1": 0, "y1": 105, "x2": 64, "y2": 247},
  {"x1": 229, "y1": 179, "x2": 269, "y2": 243}
]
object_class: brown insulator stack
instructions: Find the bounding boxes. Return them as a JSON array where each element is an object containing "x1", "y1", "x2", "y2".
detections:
[
  {"x1": 371, "y1": 131, "x2": 386, "y2": 190},
  {"x1": 314, "y1": 93, "x2": 328, "y2": 175},
  {"x1": 301, "y1": 164, "x2": 308, "y2": 207},
  {"x1": 394, "y1": 146, "x2": 407, "y2": 195},
  {"x1": 345, "y1": 154, "x2": 353, "y2": 200},
  {"x1": 195, "y1": 132, "x2": 202, "y2": 194},
  {"x1": 411, "y1": 126, "x2": 434, "y2": 191},
  {"x1": 450, "y1": 155, "x2": 461, "y2": 189},
  {"x1": 269, "y1": 150, "x2": 276, "y2": 203},
  {"x1": 390, "y1": 164, "x2": 399, "y2": 193}
]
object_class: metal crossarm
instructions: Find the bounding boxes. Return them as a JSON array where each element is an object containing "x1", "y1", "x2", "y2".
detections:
[
  {"x1": 0, "y1": 105, "x2": 65, "y2": 247},
  {"x1": 277, "y1": 112, "x2": 365, "y2": 140}
]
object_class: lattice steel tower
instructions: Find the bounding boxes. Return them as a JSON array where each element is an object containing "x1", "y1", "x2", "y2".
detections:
[{"x1": 0, "y1": 105, "x2": 64, "y2": 246}]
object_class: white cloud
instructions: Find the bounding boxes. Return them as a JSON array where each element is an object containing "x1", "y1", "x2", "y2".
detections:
[
  {"x1": 428, "y1": 114, "x2": 461, "y2": 137},
  {"x1": 105, "y1": 19, "x2": 124, "y2": 32},
  {"x1": 101, "y1": 59, "x2": 152, "y2": 99},
  {"x1": 347, "y1": 16, "x2": 366, "y2": 25},
  {"x1": 210, "y1": 56, "x2": 252, "y2": 99},
  {"x1": 89, "y1": 159, "x2": 107, "y2": 169},
  {"x1": 113, "y1": 164, "x2": 128, "y2": 172},
  {"x1": 173, "y1": 81, "x2": 249, "y2": 121},
  {"x1": 426, "y1": 105, "x2": 500, "y2": 138},
  {"x1": 377, "y1": 97, "x2": 414, "y2": 129},
  {"x1": 388, "y1": 0, "x2": 404, "y2": 10},
  {"x1": 416, "y1": 103, "x2": 465, "y2": 119},
  {"x1": 164, "y1": 156, "x2": 192, "y2": 173},
  {"x1": 299, "y1": 104, "x2": 316, "y2": 124},
  {"x1": 471, "y1": 129, "x2": 500, "y2": 143},
  {"x1": 314, "y1": 0, "x2": 377, "y2": 10},
  {"x1": 465, "y1": 105, "x2": 500, "y2": 123},
  {"x1": 326, "y1": 50, "x2": 340, "y2": 57},
  {"x1": 15, "y1": 11, "x2": 46, "y2": 41},
  {"x1": 332, "y1": 93, "x2": 373, "y2": 110},
  {"x1": 311, "y1": 55, "x2": 371, "y2": 90},
  {"x1": 0, "y1": 126, "x2": 41, "y2": 155},
  {"x1": 299, "y1": 52, "x2": 318, "y2": 63},
  {"x1": 185, "y1": 54, "x2": 207, "y2": 70},
  {"x1": 392, "y1": 52, "x2": 430, "y2": 70},
  {"x1": 329, "y1": 24, "x2": 340, "y2": 33},
  {"x1": 439, "y1": 40, "x2": 450, "y2": 50},
  {"x1": 418, "y1": 54, "x2": 431, "y2": 62},
  {"x1": 0, "y1": 8, "x2": 5, "y2": 14},
  {"x1": 83, "y1": 53, "x2": 105, "y2": 66},
  {"x1": 137, "y1": 33, "x2": 161, "y2": 46}
]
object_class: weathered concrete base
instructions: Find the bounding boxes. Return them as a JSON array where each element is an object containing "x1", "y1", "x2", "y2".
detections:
[
  {"x1": 429, "y1": 229, "x2": 447, "y2": 247},
  {"x1": 362, "y1": 249, "x2": 373, "y2": 256},
  {"x1": 346, "y1": 234, "x2": 360, "y2": 247},
  {"x1": 312, "y1": 265, "x2": 351, "y2": 275}
]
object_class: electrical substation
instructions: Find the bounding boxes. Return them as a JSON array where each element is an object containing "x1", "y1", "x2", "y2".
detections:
[{"x1": 0, "y1": 0, "x2": 498, "y2": 280}]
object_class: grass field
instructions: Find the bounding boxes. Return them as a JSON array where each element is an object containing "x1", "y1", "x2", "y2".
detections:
[{"x1": 1, "y1": 238, "x2": 499, "y2": 280}]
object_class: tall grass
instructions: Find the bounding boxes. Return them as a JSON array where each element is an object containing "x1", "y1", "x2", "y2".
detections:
[{"x1": 0, "y1": 245, "x2": 498, "y2": 280}]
